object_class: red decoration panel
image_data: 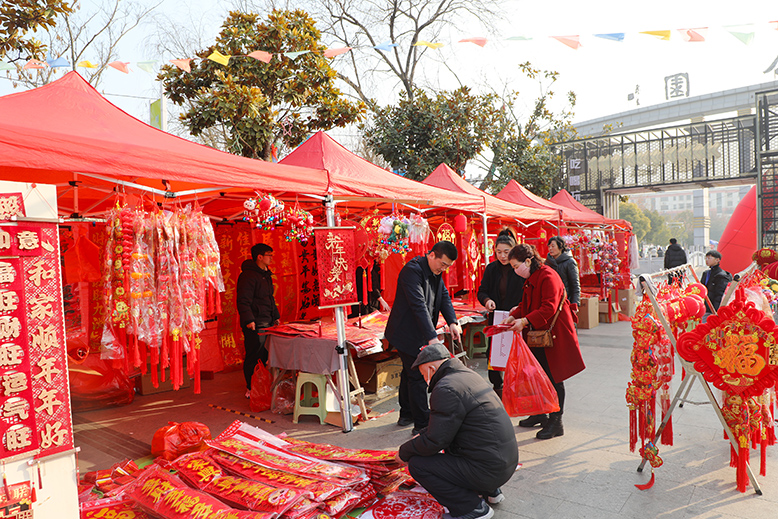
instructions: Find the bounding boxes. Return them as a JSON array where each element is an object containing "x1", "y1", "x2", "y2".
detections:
[{"x1": 314, "y1": 228, "x2": 358, "y2": 308}]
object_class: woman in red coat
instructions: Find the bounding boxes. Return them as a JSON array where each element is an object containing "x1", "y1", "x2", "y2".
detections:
[{"x1": 501, "y1": 243, "x2": 585, "y2": 439}]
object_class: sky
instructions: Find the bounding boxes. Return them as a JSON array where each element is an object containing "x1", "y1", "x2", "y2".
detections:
[{"x1": 2, "y1": 0, "x2": 778, "y2": 140}]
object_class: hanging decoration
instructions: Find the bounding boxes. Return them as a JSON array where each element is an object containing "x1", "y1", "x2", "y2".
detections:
[
  {"x1": 407, "y1": 213, "x2": 430, "y2": 245},
  {"x1": 378, "y1": 215, "x2": 411, "y2": 254},
  {"x1": 436, "y1": 223, "x2": 456, "y2": 244},
  {"x1": 283, "y1": 204, "x2": 314, "y2": 244}
]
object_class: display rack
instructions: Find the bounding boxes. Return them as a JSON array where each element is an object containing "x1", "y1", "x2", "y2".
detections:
[{"x1": 635, "y1": 263, "x2": 764, "y2": 495}]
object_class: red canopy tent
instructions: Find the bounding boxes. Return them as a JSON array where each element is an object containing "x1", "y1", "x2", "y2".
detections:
[
  {"x1": 497, "y1": 180, "x2": 603, "y2": 225},
  {"x1": 0, "y1": 71, "x2": 331, "y2": 217}
]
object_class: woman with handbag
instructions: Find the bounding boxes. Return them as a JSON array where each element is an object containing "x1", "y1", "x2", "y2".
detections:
[{"x1": 501, "y1": 243, "x2": 585, "y2": 439}]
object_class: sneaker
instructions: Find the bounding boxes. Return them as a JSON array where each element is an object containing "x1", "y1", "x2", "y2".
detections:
[
  {"x1": 443, "y1": 501, "x2": 493, "y2": 519},
  {"x1": 397, "y1": 416, "x2": 414, "y2": 427},
  {"x1": 485, "y1": 488, "x2": 504, "y2": 505},
  {"x1": 245, "y1": 390, "x2": 250, "y2": 399}
]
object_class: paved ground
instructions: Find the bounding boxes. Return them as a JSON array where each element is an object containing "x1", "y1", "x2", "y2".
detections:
[{"x1": 74, "y1": 320, "x2": 778, "y2": 519}]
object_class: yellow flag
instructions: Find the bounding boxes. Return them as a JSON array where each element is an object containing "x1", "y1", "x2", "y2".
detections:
[
  {"x1": 77, "y1": 60, "x2": 99, "y2": 69},
  {"x1": 640, "y1": 30, "x2": 671, "y2": 41},
  {"x1": 207, "y1": 50, "x2": 231, "y2": 66},
  {"x1": 413, "y1": 40, "x2": 444, "y2": 49}
]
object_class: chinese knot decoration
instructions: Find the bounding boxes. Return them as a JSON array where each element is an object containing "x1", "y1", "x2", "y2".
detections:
[
  {"x1": 243, "y1": 194, "x2": 285, "y2": 230},
  {"x1": 284, "y1": 205, "x2": 314, "y2": 244},
  {"x1": 592, "y1": 239, "x2": 621, "y2": 290}
]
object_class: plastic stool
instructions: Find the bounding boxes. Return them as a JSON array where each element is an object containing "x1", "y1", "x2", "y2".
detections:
[
  {"x1": 293, "y1": 372, "x2": 330, "y2": 424},
  {"x1": 464, "y1": 323, "x2": 488, "y2": 358}
]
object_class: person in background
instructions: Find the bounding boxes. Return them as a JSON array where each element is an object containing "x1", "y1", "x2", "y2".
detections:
[
  {"x1": 545, "y1": 236, "x2": 581, "y2": 313},
  {"x1": 396, "y1": 341, "x2": 518, "y2": 519},
  {"x1": 236, "y1": 243, "x2": 280, "y2": 399},
  {"x1": 664, "y1": 238, "x2": 688, "y2": 284},
  {"x1": 701, "y1": 250, "x2": 732, "y2": 313},
  {"x1": 385, "y1": 241, "x2": 462, "y2": 435},
  {"x1": 501, "y1": 244, "x2": 585, "y2": 439},
  {"x1": 477, "y1": 229, "x2": 523, "y2": 397}
]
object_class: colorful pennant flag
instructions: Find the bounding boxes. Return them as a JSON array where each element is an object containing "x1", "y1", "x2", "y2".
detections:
[
  {"x1": 678, "y1": 28, "x2": 707, "y2": 42},
  {"x1": 640, "y1": 30, "x2": 672, "y2": 40},
  {"x1": 725, "y1": 25, "x2": 755, "y2": 45},
  {"x1": 0, "y1": 62, "x2": 14, "y2": 71},
  {"x1": 77, "y1": 60, "x2": 98, "y2": 69},
  {"x1": 373, "y1": 41, "x2": 398, "y2": 52},
  {"x1": 413, "y1": 40, "x2": 444, "y2": 49},
  {"x1": 136, "y1": 61, "x2": 157, "y2": 73},
  {"x1": 46, "y1": 57, "x2": 70, "y2": 68},
  {"x1": 506, "y1": 36, "x2": 533, "y2": 41},
  {"x1": 170, "y1": 59, "x2": 191, "y2": 72},
  {"x1": 594, "y1": 33, "x2": 625, "y2": 42},
  {"x1": 207, "y1": 50, "x2": 231, "y2": 66},
  {"x1": 550, "y1": 35, "x2": 581, "y2": 49},
  {"x1": 23, "y1": 59, "x2": 46, "y2": 70},
  {"x1": 108, "y1": 61, "x2": 130, "y2": 73},
  {"x1": 283, "y1": 50, "x2": 310, "y2": 59},
  {"x1": 248, "y1": 50, "x2": 272, "y2": 63},
  {"x1": 323, "y1": 47, "x2": 351, "y2": 58},
  {"x1": 459, "y1": 37, "x2": 487, "y2": 47}
]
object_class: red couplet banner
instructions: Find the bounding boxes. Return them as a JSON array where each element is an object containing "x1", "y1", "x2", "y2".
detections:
[{"x1": 314, "y1": 228, "x2": 358, "y2": 309}]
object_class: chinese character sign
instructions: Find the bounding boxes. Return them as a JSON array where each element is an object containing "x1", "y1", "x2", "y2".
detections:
[
  {"x1": 0, "y1": 222, "x2": 73, "y2": 460},
  {"x1": 314, "y1": 228, "x2": 357, "y2": 308},
  {"x1": 665, "y1": 72, "x2": 690, "y2": 100}
]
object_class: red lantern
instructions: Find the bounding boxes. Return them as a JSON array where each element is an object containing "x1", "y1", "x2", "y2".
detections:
[{"x1": 453, "y1": 214, "x2": 467, "y2": 233}]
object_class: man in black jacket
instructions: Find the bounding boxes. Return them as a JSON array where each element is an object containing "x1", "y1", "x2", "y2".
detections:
[
  {"x1": 396, "y1": 342, "x2": 518, "y2": 519},
  {"x1": 385, "y1": 241, "x2": 462, "y2": 434},
  {"x1": 236, "y1": 243, "x2": 280, "y2": 397},
  {"x1": 701, "y1": 250, "x2": 732, "y2": 312},
  {"x1": 664, "y1": 238, "x2": 688, "y2": 284}
]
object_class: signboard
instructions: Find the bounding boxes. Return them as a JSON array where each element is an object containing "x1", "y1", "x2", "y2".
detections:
[{"x1": 314, "y1": 228, "x2": 358, "y2": 309}]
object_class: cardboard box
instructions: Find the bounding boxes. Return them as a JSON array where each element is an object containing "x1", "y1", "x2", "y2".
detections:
[
  {"x1": 135, "y1": 366, "x2": 191, "y2": 395},
  {"x1": 618, "y1": 288, "x2": 636, "y2": 317},
  {"x1": 577, "y1": 296, "x2": 599, "y2": 329},
  {"x1": 599, "y1": 310, "x2": 619, "y2": 323},
  {"x1": 354, "y1": 352, "x2": 402, "y2": 393}
]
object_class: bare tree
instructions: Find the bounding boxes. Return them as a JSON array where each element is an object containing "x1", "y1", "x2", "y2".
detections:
[{"x1": 10, "y1": 0, "x2": 159, "y2": 89}]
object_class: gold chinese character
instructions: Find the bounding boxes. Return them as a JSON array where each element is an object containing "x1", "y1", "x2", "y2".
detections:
[
  {"x1": 39, "y1": 421, "x2": 67, "y2": 450},
  {"x1": 28, "y1": 294, "x2": 55, "y2": 320},
  {"x1": 0, "y1": 197, "x2": 21, "y2": 220},
  {"x1": 5, "y1": 425, "x2": 32, "y2": 451},
  {"x1": 0, "y1": 316, "x2": 21, "y2": 341},
  {"x1": 16, "y1": 231, "x2": 39, "y2": 251},
  {"x1": 2, "y1": 372, "x2": 27, "y2": 396},
  {"x1": 0, "y1": 262, "x2": 15, "y2": 284},
  {"x1": 30, "y1": 324, "x2": 57, "y2": 352},
  {"x1": 0, "y1": 230, "x2": 10, "y2": 251},
  {"x1": 2, "y1": 397, "x2": 29, "y2": 421},
  {"x1": 26, "y1": 259, "x2": 54, "y2": 287},
  {"x1": 34, "y1": 356, "x2": 60, "y2": 384},
  {"x1": 0, "y1": 290, "x2": 19, "y2": 313},
  {"x1": 0, "y1": 343, "x2": 23, "y2": 367},
  {"x1": 35, "y1": 388, "x2": 62, "y2": 416}
]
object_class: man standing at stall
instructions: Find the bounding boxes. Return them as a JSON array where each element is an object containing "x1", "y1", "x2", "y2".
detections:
[
  {"x1": 385, "y1": 241, "x2": 462, "y2": 435},
  {"x1": 237, "y1": 243, "x2": 280, "y2": 398},
  {"x1": 701, "y1": 250, "x2": 732, "y2": 313}
]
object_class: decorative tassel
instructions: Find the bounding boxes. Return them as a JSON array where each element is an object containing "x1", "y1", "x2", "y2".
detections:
[
  {"x1": 380, "y1": 262, "x2": 385, "y2": 291},
  {"x1": 761, "y1": 437, "x2": 768, "y2": 477},
  {"x1": 193, "y1": 333, "x2": 201, "y2": 394},
  {"x1": 736, "y1": 446, "x2": 749, "y2": 493},
  {"x1": 362, "y1": 269, "x2": 368, "y2": 306},
  {"x1": 150, "y1": 347, "x2": 159, "y2": 388},
  {"x1": 730, "y1": 444, "x2": 738, "y2": 468},
  {"x1": 660, "y1": 396, "x2": 673, "y2": 446},
  {"x1": 638, "y1": 408, "x2": 646, "y2": 443},
  {"x1": 629, "y1": 409, "x2": 637, "y2": 452},
  {"x1": 139, "y1": 338, "x2": 147, "y2": 374},
  {"x1": 37, "y1": 461, "x2": 42, "y2": 490},
  {"x1": 635, "y1": 470, "x2": 655, "y2": 490}
]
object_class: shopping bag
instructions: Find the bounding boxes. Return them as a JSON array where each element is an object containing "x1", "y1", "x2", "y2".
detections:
[
  {"x1": 250, "y1": 361, "x2": 273, "y2": 412},
  {"x1": 151, "y1": 421, "x2": 211, "y2": 461},
  {"x1": 502, "y1": 333, "x2": 560, "y2": 416}
]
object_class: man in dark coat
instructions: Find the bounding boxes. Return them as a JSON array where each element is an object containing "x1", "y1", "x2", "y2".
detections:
[
  {"x1": 396, "y1": 342, "x2": 518, "y2": 519},
  {"x1": 664, "y1": 238, "x2": 687, "y2": 269},
  {"x1": 385, "y1": 241, "x2": 462, "y2": 434},
  {"x1": 701, "y1": 250, "x2": 732, "y2": 312},
  {"x1": 236, "y1": 243, "x2": 280, "y2": 397}
]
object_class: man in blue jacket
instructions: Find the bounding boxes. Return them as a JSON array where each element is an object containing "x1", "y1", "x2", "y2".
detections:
[{"x1": 385, "y1": 241, "x2": 462, "y2": 434}]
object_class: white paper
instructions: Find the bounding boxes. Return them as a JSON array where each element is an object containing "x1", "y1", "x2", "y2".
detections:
[{"x1": 489, "y1": 310, "x2": 513, "y2": 369}]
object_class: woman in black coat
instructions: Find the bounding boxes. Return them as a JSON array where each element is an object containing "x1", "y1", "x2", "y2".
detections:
[
  {"x1": 477, "y1": 230, "x2": 524, "y2": 397},
  {"x1": 546, "y1": 236, "x2": 581, "y2": 311}
]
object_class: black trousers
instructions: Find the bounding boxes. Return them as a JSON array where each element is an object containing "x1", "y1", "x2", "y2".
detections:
[
  {"x1": 485, "y1": 341, "x2": 503, "y2": 397},
  {"x1": 408, "y1": 454, "x2": 508, "y2": 516},
  {"x1": 397, "y1": 350, "x2": 429, "y2": 429},
  {"x1": 531, "y1": 346, "x2": 565, "y2": 416},
  {"x1": 242, "y1": 326, "x2": 269, "y2": 390}
]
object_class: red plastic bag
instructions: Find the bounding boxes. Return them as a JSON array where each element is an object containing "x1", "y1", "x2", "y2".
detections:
[
  {"x1": 150, "y1": 421, "x2": 211, "y2": 461},
  {"x1": 250, "y1": 361, "x2": 273, "y2": 412},
  {"x1": 271, "y1": 371, "x2": 296, "y2": 415},
  {"x1": 502, "y1": 333, "x2": 560, "y2": 416}
]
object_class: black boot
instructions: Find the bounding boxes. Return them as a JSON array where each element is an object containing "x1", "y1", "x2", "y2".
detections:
[
  {"x1": 518, "y1": 414, "x2": 548, "y2": 428},
  {"x1": 536, "y1": 414, "x2": 563, "y2": 439}
]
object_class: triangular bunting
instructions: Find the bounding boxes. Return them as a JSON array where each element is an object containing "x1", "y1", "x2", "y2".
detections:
[
  {"x1": 170, "y1": 59, "x2": 192, "y2": 73},
  {"x1": 678, "y1": 28, "x2": 707, "y2": 42},
  {"x1": 506, "y1": 36, "x2": 532, "y2": 41},
  {"x1": 550, "y1": 35, "x2": 581, "y2": 49},
  {"x1": 373, "y1": 41, "x2": 398, "y2": 52},
  {"x1": 284, "y1": 51, "x2": 310, "y2": 60},
  {"x1": 248, "y1": 50, "x2": 273, "y2": 63},
  {"x1": 0, "y1": 62, "x2": 14, "y2": 71},
  {"x1": 594, "y1": 33, "x2": 624, "y2": 42},
  {"x1": 207, "y1": 50, "x2": 231, "y2": 66},
  {"x1": 23, "y1": 59, "x2": 47, "y2": 70},
  {"x1": 725, "y1": 25, "x2": 756, "y2": 45},
  {"x1": 323, "y1": 47, "x2": 351, "y2": 58},
  {"x1": 136, "y1": 61, "x2": 157, "y2": 73},
  {"x1": 459, "y1": 37, "x2": 487, "y2": 47},
  {"x1": 108, "y1": 61, "x2": 130, "y2": 73},
  {"x1": 640, "y1": 30, "x2": 671, "y2": 41},
  {"x1": 77, "y1": 60, "x2": 98, "y2": 69},
  {"x1": 413, "y1": 40, "x2": 444, "y2": 49},
  {"x1": 46, "y1": 57, "x2": 70, "y2": 68}
]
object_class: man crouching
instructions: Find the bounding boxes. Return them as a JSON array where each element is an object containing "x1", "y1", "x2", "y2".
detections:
[{"x1": 395, "y1": 342, "x2": 519, "y2": 519}]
